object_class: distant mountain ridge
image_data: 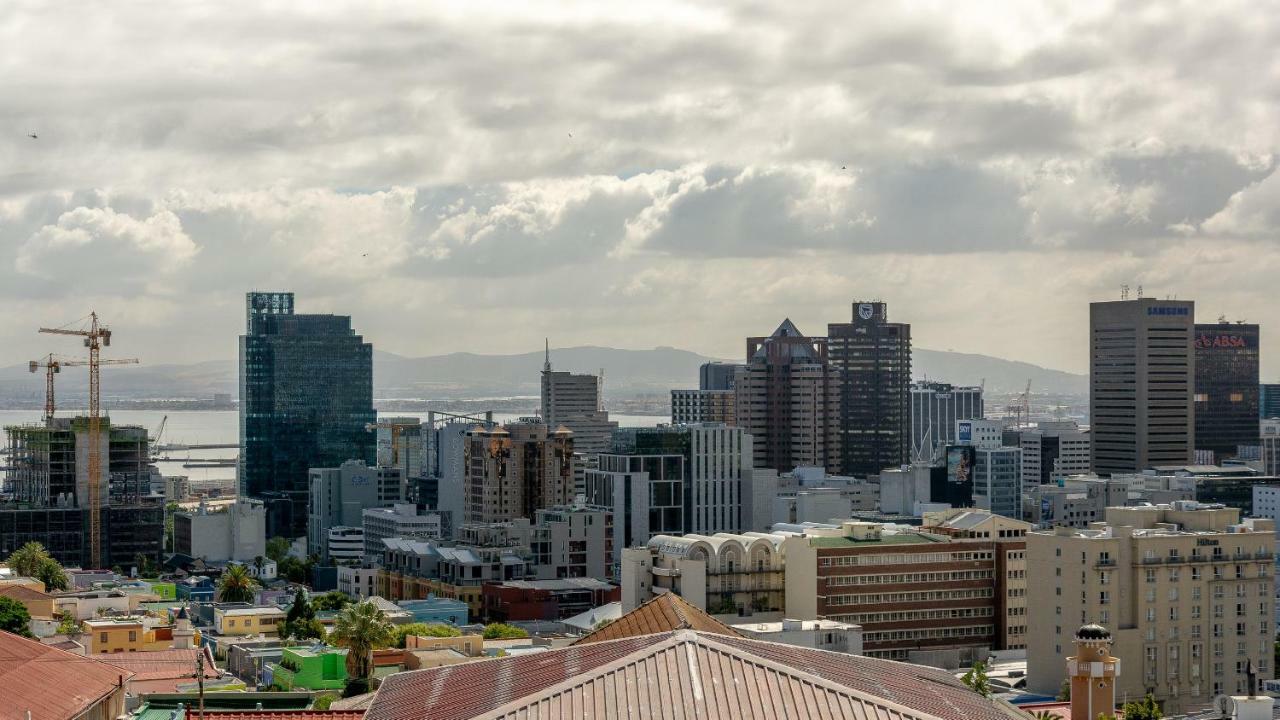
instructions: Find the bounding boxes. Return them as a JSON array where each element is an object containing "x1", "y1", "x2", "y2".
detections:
[{"x1": 0, "y1": 345, "x2": 1085, "y2": 403}]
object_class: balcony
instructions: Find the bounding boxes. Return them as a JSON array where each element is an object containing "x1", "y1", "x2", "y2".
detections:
[
  {"x1": 1256, "y1": 551, "x2": 1274, "y2": 560},
  {"x1": 1095, "y1": 559, "x2": 1116, "y2": 568},
  {"x1": 1141, "y1": 556, "x2": 1162, "y2": 565},
  {"x1": 1167, "y1": 556, "x2": 1185, "y2": 564}
]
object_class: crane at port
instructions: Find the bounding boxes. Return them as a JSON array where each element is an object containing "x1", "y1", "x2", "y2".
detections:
[
  {"x1": 29, "y1": 354, "x2": 139, "y2": 425},
  {"x1": 38, "y1": 312, "x2": 134, "y2": 569}
]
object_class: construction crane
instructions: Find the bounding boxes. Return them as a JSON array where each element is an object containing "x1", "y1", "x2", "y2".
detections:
[
  {"x1": 365, "y1": 420, "x2": 419, "y2": 472},
  {"x1": 29, "y1": 354, "x2": 139, "y2": 425},
  {"x1": 38, "y1": 312, "x2": 129, "y2": 569}
]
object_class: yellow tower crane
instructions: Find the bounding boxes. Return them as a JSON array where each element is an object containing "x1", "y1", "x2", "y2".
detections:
[
  {"x1": 38, "y1": 312, "x2": 138, "y2": 569},
  {"x1": 30, "y1": 354, "x2": 139, "y2": 426}
]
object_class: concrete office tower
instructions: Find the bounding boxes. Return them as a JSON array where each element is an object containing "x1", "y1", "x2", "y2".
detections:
[
  {"x1": 1020, "y1": 420, "x2": 1091, "y2": 486},
  {"x1": 307, "y1": 461, "x2": 403, "y2": 563},
  {"x1": 462, "y1": 421, "x2": 574, "y2": 525},
  {"x1": 1027, "y1": 503, "x2": 1274, "y2": 713},
  {"x1": 700, "y1": 362, "x2": 739, "y2": 391},
  {"x1": 540, "y1": 346, "x2": 618, "y2": 456},
  {"x1": 828, "y1": 301, "x2": 911, "y2": 477},
  {"x1": 240, "y1": 291, "x2": 376, "y2": 537},
  {"x1": 734, "y1": 319, "x2": 840, "y2": 474},
  {"x1": 910, "y1": 381, "x2": 984, "y2": 463},
  {"x1": 1, "y1": 418, "x2": 164, "y2": 568},
  {"x1": 670, "y1": 363, "x2": 741, "y2": 425},
  {"x1": 1194, "y1": 323, "x2": 1260, "y2": 462},
  {"x1": 1090, "y1": 298, "x2": 1195, "y2": 475}
]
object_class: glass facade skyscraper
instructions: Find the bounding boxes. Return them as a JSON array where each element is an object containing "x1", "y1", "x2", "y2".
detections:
[
  {"x1": 828, "y1": 301, "x2": 911, "y2": 477},
  {"x1": 1193, "y1": 322, "x2": 1260, "y2": 461},
  {"x1": 239, "y1": 292, "x2": 376, "y2": 537}
]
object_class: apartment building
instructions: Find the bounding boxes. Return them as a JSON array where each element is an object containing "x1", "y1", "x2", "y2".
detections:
[
  {"x1": 1026, "y1": 502, "x2": 1275, "y2": 714},
  {"x1": 462, "y1": 421, "x2": 574, "y2": 525},
  {"x1": 1020, "y1": 421, "x2": 1091, "y2": 486},
  {"x1": 782, "y1": 510, "x2": 1030, "y2": 667}
]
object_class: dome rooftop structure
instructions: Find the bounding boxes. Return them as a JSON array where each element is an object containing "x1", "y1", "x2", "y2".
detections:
[{"x1": 1075, "y1": 623, "x2": 1111, "y2": 640}]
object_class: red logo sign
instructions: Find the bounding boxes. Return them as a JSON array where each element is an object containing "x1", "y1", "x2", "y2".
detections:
[{"x1": 1195, "y1": 334, "x2": 1247, "y2": 349}]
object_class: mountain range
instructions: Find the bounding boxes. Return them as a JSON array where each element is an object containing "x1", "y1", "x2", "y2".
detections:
[{"x1": 0, "y1": 345, "x2": 1085, "y2": 404}]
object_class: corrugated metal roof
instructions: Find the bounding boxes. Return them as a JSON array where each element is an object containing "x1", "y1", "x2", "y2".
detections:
[
  {"x1": 366, "y1": 630, "x2": 1032, "y2": 720},
  {"x1": 573, "y1": 593, "x2": 739, "y2": 645},
  {"x1": 200, "y1": 712, "x2": 365, "y2": 720},
  {"x1": 0, "y1": 629, "x2": 133, "y2": 720}
]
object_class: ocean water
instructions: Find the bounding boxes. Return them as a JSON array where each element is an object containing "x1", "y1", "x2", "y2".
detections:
[{"x1": 0, "y1": 408, "x2": 664, "y2": 483}]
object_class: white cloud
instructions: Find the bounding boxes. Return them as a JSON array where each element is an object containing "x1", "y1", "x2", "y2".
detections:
[{"x1": 0, "y1": 1, "x2": 1278, "y2": 376}]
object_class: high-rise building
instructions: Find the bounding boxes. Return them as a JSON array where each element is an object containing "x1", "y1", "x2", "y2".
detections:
[
  {"x1": 307, "y1": 460, "x2": 403, "y2": 563},
  {"x1": 699, "y1": 362, "x2": 739, "y2": 391},
  {"x1": 910, "y1": 381, "x2": 983, "y2": 463},
  {"x1": 1026, "y1": 503, "x2": 1275, "y2": 713},
  {"x1": 1089, "y1": 298, "x2": 1194, "y2": 475},
  {"x1": 828, "y1": 301, "x2": 911, "y2": 477},
  {"x1": 734, "y1": 319, "x2": 840, "y2": 474},
  {"x1": 1020, "y1": 420, "x2": 1091, "y2": 486},
  {"x1": 1193, "y1": 322, "x2": 1260, "y2": 462},
  {"x1": 585, "y1": 424, "x2": 756, "y2": 541},
  {"x1": 0, "y1": 418, "x2": 164, "y2": 568},
  {"x1": 671, "y1": 363, "x2": 740, "y2": 425},
  {"x1": 239, "y1": 291, "x2": 376, "y2": 537},
  {"x1": 462, "y1": 421, "x2": 574, "y2": 525},
  {"x1": 540, "y1": 346, "x2": 618, "y2": 456},
  {"x1": 955, "y1": 420, "x2": 1022, "y2": 519},
  {"x1": 1261, "y1": 384, "x2": 1280, "y2": 418}
]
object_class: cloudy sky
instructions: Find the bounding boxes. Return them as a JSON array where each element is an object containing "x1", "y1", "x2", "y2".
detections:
[{"x1": 1, "y1": 0, "x2": 1278, "y2": 376}]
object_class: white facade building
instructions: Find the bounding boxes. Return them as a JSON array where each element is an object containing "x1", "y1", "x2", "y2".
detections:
[
  {"x1": 337, "y1": 565, "x2": 381, "y2": 598},
  {"x1": 362, "y1": 503, "x2": 445, "y2": 561},
  {"x1": 1261, "y1": 419, "x2": 1280, "y2": 476},
  {"x1": 308, "y1": 461, "x2": 403, "y2": 561},
  {"x1": 729, "y1": 618, "x2": 864, "y2": 656},
  {"x1": 173, "y1": 498, "x2": 267, "y2": 563},
  {"x1": 1020, "y1": 421, "x2": 1091, "y2": 486},
  {"x1": 326, "y1": 526, "x2": 365, "y2": 565}
]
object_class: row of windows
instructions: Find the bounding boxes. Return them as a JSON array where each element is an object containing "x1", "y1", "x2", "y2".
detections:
[
  {"x1": 827, "y1": 570, "x2": 994, "y2": 586},
  {"x1": 824, "y1": 551, "x2": 994, "y2": 567},
  {"x1": 827, "y1": 588, "x2": 994, "y2": 605},
  {"x1": 835, "y1": 607, "x2": 994, "y2": 624},
  {"x1": 860, "y1": 624, "x2": 994, "y2": 643}
]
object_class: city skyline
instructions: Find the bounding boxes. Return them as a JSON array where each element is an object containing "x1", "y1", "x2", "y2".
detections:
[{"x1": 2, "y1": 2, "x2": 1279, "y2": 375}]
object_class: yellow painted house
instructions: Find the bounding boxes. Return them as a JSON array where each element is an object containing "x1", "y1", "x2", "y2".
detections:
[
  {"x1": 81, "y1": 616, "x2": 174, "y2": 653},
  {"x1": 213, "y1": 606, "x2": 286, "y2": 636}
]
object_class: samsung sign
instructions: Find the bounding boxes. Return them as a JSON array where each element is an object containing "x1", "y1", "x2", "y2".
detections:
[{"x1": 1147, "y1": 306, "x2": 1189, "y2": 316}]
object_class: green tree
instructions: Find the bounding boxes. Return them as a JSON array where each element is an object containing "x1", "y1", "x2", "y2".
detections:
[
  {"x1": 281, "y1": 588, "x2": 324, "y2": 642},
  {"x1": 483, "y1": 622, "x2": 529, "y2": 640},
  {"x1": 330, "y1": 601, "x2": 395, "y2": 686},
  {"x1": 392, "y1": 622, "x2": 461, "y2": 648},
  {"x1": 312, "y1": 591, "x2": 351, "y2": 612},
  {"x1": 216, "y1": 564, "x2": 257, "y2": 603},
  {"x1": 253, "y1": 556, "x2": 266, "y2": 577},
  {"x1": 960, "y1": 661, "x2": 991, "y2": 698},
  {"x1": 266, "y1": 536, "x2": 291, "y2": 563},
  {"x1": 56, "y1": 612, "x2": 81, "y2": 636},
  {"x1": 0, "y1": 596, "x2": 34, "y2": 638},
  {"x1": 34, "y1": 558, "x2": 69, "y2": 592},
  {"x1": 1056, "y1": 678, "x2": 1071, "y2": 701},
  {"x1": 1120, "y1": 694, "x2": 1162, "y2": 720}
]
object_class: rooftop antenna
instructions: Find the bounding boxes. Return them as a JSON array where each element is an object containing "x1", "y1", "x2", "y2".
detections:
[
  {"x1": 1120, "y1": 284, "x2": 1130, "y2": 300},
  {"x1": 1136, "y1": 285, "x2": 1143, "y2": 299}
]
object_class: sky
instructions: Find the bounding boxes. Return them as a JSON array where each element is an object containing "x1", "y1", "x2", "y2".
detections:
[{"x1": 1, "y1": 0, "x2": 1278, "y2": 376}]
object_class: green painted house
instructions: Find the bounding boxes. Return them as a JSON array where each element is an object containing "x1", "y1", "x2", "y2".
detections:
[{"x1": 268, "y1": 647, "x2": 348, "y2": 691}]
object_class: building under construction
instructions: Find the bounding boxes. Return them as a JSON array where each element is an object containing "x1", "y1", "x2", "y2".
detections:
[{"x1": 0, "y1": 417, "x2": 164, "y2": 568}]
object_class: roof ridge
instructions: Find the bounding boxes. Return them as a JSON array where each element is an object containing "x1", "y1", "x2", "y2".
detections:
[{"x1": 466, "y1": 631, "x2": 951, "y2": 720}]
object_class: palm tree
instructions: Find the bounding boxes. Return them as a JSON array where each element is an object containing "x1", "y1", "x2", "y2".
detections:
[
  {"x1": 216, "y1": 564, "x2": 257, "y2": 603},
  {"x1": 252, "y1": 555, "x2": 266, "y2": 577},
  {"x1": 330, "y1": 601, "x2": 394, "y2": 684}
]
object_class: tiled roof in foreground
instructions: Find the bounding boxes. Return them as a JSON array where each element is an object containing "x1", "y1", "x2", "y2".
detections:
[
  {"x1": 366, "y1": 630, "x2": 1032, "y2": 720},
  {"x1": 0, "y1": 629, "x2": 133, "y2": 720}
]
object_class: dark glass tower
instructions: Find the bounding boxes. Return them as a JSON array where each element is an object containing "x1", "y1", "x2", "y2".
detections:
[
  {"x1": 827, "y1": 301, "x2": 911, "y2": 477},
  {"x1": 1193, "y1": 322, "x2": 1260, "y2": 461},
  {"x1": 239, "y1": 292, "x2": 376, "y2": 537}
]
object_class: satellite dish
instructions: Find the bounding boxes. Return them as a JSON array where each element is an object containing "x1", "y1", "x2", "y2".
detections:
[{"x1": 1213, "y1": 694, "x2": 1236, "y2": 717}]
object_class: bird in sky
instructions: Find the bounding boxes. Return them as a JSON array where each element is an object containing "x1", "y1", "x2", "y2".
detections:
[
  {"x1": 567, "y1": 131, "x2": 573, "y2": 138},
  {"x1": 841, "y1": 165, "x2": 847, "y2": 170},
  {"x1": 27, "y1": 133, "x2": 37, "y2": 139}
]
